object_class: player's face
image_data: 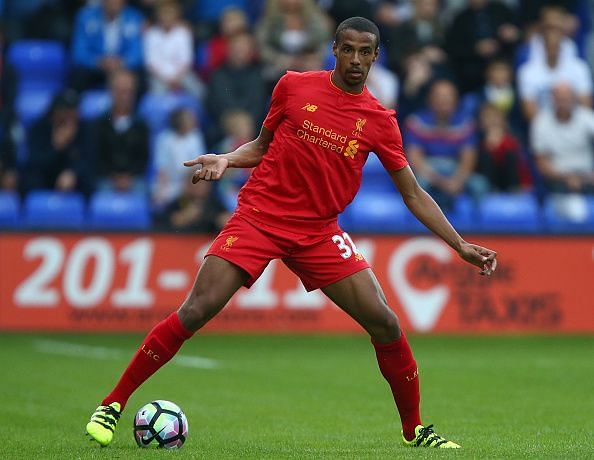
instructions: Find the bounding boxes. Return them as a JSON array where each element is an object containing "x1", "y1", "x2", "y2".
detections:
[{"x1": 333, "y1": 29, "x2": 378, "y2": 91}]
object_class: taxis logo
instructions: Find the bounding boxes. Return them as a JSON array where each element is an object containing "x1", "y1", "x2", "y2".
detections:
[
  {"x1": 344, "y1": 139, "x2": 359, "y2": 159},
  {"x1": 302, "y1": 103, "x2": 318, "y2": 112},
  {"x1": 221, "y1": 236, "x2": 238, "y2": 251},
  {"x1": 352, "y1": 118, "x2": 366, "y2": 137}
]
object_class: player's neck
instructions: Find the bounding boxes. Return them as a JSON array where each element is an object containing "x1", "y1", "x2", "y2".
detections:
[{"x1": 330, "y1": 71, "x2": 365, "y2": 95}]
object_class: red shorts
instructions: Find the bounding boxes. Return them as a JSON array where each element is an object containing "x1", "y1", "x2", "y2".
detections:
[{"x1": 205, "y1": 213, "x2": 370, "y2": 291}]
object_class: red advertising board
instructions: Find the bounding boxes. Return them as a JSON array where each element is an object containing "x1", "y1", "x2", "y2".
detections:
[{"x1": 0, "y1": 234, "x2": 592, "y2": 333}]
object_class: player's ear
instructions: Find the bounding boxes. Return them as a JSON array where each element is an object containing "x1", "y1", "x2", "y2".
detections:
[
  {"x1": 332, "y1": 41, "x2": 338, "y2": 58},
  {"x1": 373, "y1": 47, "x2": 379, "y2": 62}
]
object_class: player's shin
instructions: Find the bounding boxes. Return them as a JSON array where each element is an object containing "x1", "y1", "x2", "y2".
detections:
[
  {"x1": 372, "y1": 332, "x2": 422, "y2": 441},
  {"x1": 102, "y1": 311, "x2": 194, "y2": 410}
]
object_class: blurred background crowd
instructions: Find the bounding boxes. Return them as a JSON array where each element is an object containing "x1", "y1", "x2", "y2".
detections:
[{"x1": 0, "y1": 0, "x2": 593, "y2": 233}]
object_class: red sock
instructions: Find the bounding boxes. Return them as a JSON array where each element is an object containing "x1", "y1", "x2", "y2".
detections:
[
  {"x1": 373, "y1": 332, "x2": 422, "y2": 441},
  {"x1": 103, "y1": 312, "x2": 194, "y2": 409}
]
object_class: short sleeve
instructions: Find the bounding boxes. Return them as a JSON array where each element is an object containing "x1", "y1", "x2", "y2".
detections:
[
  {"x1": 574, "y1": 61, "x2": 593, "y2": 96},
  {"x1": 530, "y1": 113, "x2": 549, "y2": 155},
  {"x1": 518, "y1": 64, "x2": 537, "y2": 101},
  {"x1": 374, "y1": 114, "x2": 408, "y2": 171},
  {"x1": 263, "y1": 72, "x2": 290, "y2": 132}
]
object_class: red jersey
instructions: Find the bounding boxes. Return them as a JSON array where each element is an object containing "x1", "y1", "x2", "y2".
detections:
[{"x1": 236, "y1": 70, "x2": 408, "y2": 229}]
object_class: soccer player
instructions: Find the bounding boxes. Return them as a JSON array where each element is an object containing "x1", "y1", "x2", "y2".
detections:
[{"x1": 86, "y1": 17, "x2": 497, "y2": 449}]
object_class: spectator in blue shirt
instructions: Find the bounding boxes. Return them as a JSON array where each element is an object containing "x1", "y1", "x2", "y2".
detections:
[
  {"x1": 405, "y1": 79, "x2": 489, "y2": 210},
  {"x1": 70, "y1": 0, "x2": 144, "y2": 91}
]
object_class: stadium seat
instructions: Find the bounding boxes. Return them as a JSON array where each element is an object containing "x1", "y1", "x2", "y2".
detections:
[
  {"x1": 15, "y1": 89, "x2": 54, "y2": 126},
  {"x1": 543, "y1": 195, "x2": 594, "y2": 233},
  {"x1": 138, "y1": 92, "x2": 203, "y2": 133},
  {"x1": 23, "y1": 191, "x2": 85, "y2": 230},
  {"x1": 361, "y1": 155, "x2": 395, "y2": 192},
  {"x1": 0, "y1": 191, "x2": 20, "y2": 228},
  {"x1": 89, "y1": 191, "x2": 151, "y2": 230},
  {"x1": 345, "y1": 190, "x2": 411, "y2": 232},
  {"x1": 479, "y1": 192, "x2": 542, "y2": 233},
  {"x1": 7, "y1": 40, "x2": 66, "y2": 92},
  {"x1": 447, "y1": 195, "x2": 479, "y2": 233},
  {"x1": 194, "y1": 0, "x2": 248, "y2": 21},
  {"x1": 80, "y1": 90, "x2": 111, "y2": 120}
]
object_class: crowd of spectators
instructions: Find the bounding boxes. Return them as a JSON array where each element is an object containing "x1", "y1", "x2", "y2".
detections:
[{"x1": 0, "y1": 0, "x2": 593, "y2": 232}]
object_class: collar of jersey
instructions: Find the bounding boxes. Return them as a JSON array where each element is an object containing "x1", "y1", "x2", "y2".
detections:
[{"x1": 328, "y1": 71, "x2": 366, "y2": 97}]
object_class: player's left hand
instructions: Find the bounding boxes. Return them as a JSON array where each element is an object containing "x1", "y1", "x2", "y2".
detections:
[
  {"x1": 457, "y1": 242, "x2": 497, "y2": 276},
  {"x1": 183, "y1": 154, "x2": 229, "y2": 183}
]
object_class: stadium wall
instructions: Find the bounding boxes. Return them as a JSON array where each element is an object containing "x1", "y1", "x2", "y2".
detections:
[{"x1": 0, "y1": 233, "x2": 592, "y2": 333}]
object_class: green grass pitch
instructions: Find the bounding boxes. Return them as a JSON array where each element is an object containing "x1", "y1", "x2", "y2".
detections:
[{"x1": 1, "y1": 333, "x2": 593, "y2": 459}]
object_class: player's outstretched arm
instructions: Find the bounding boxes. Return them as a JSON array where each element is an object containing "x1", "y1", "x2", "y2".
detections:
[
  {"x1": 390, "y1": 166, "x2": 497, "y2": 276},
  {"x1": 183, "y1": 126, "x2": 274, "y2": 183}
]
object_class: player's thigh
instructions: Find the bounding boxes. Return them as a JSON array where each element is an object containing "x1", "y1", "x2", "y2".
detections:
[{"x1": 321, "y1": 268, "x2": 401, "y2": 340}]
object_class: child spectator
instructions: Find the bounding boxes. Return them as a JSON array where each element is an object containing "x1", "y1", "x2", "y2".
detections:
[
  {"x1": 478, "y1": 59, "x2": 523, "y2": 134},
  {"x1": 144, "y1": 0, "x2": 204, "y2": 99},
  {"x1": 477, "y1": 103, "x2": 530, "y2": 192},
  {"x1": 152, "y1": 108, "x2": 206, "y2": 208}
]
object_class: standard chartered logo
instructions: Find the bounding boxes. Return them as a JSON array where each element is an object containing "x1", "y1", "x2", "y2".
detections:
[
  {"x1": 297, "y1": 119, "x2": 361, "y2": 159},
  {"x1": 344, "y1": 140, "x2": 359, "y2": 159}
]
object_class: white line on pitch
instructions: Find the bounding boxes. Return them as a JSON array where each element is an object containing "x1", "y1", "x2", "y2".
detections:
[{"x1": 32, "y1": 339, "x2": 219, "y2": 369}]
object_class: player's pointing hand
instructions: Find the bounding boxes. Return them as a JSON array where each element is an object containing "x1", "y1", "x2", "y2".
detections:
[
  {"x1": 183, "y1": 154, "x2": 229, "y2": 183},
  {"x1": 457, "y1": 242, "x2": 498, "y2": 276}
]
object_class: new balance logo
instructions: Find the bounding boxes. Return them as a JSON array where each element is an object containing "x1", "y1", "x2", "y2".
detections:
[{"x1": 302, "y1": 103, "x2": 318, "y2": 112}]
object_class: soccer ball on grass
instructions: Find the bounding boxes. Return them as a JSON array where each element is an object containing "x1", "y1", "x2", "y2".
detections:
[{"x1": 133, "y1": 400, "x2": 188, "y2": 449}]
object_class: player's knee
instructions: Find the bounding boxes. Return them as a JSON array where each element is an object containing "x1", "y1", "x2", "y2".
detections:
[
  {"x1": 371, "y1": 308, "x2": 401, "y2": 343},
  {"x1": 178, "y1": 290, "x2": 221, "y2": 331}
]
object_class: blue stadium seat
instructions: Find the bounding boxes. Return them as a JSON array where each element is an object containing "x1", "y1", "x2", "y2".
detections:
[
  {"x1": 447, "y1": 195, "x2": 479, "y2": 233},
  {"x1": 7, "y1": 40, "x2": 66, "y2": 92},
  {"x1": 543, "y1": 195, "x2": 594, "y2": 233},
  {"x1": 15, "y1": 89, "x2": 55, "y2": 126},
  {"x1": 79, "y1": 90, "x2": 111, "y2": 120},
  {"x1": 361, "y1": 155, "x2": 395, "y2": 192},
  {"x1": 194, "y1": 0, "x2": 248, "y2": 21},
  {"x1": 23, "y1": 191, "x2": 85, "y2": 229},
  {"x1": 89, "y1": 191, "x2": 150, "y2": 230},
  {"x1": 138, "y1": 92, "x2": 203, "y2": 133},
  {"x1": 0, "y1": 191, "x2": 20, "y2": 228},
  {"x1": 479, "y1": 192, "x2": 542, "y2": 233},
  {"x1": 345, "y1": 190, "x2": 411, "y2": 232}
]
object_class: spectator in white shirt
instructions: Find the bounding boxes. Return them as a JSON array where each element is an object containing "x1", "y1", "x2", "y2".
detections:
[
  {"x1": 152, "y1": 107, "x2": 206, "y2": 208},
  {"x1": 143, "y1": 0, "x2": 204, "y2": 99},
  {"x1": 518, "y1": 6, "x2": 593, "y2": 121},
  {"x1": 531, "y1": 83, "x2": 594, "y2": 194},
  {"x1": 365, "y1": 62, "x2": 400, "y2": 110}
]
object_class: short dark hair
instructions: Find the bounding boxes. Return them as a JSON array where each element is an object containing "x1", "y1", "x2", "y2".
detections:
[{"x1": 335, "y1": 17, "x2": 380, "y2": 49}]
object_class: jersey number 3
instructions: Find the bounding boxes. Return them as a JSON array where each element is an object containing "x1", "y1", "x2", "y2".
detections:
[{"x1": 332, "y1": 232, "x2": 360, "y2": 259}]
